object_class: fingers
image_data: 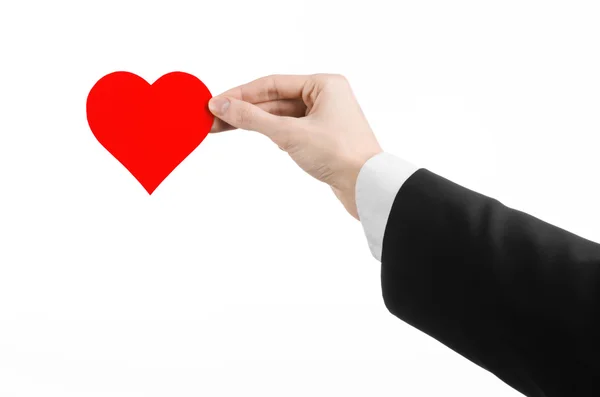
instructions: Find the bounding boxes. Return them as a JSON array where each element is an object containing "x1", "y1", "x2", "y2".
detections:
[
  {"x1": 208, "y1": 96, "x2": 293, "y2": 144},
  {"x1": 217, "y1": 75, "x2": 312, "y2": 104},
  {"x1": 258, "y1": 98, "x2": 306, "y2": 117},
  {"x1": 210, "y1": 99, "x2": 306, "y2": 133},
  {"x1": 209, "y1": 74, "x2": 311, "y2": 133},
  {"x1": 210, "y1": 117, "x2": 235, "y2": 133}
]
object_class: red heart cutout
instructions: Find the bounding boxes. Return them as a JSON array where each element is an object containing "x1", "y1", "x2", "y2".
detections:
[{"x1": 87, "y1": 71, "x2": 213, "y2": 194}]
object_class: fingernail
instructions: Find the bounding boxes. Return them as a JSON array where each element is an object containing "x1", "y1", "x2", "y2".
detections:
[{"x1": 209, "y1": 97, "x2": 230, "y2": 116}]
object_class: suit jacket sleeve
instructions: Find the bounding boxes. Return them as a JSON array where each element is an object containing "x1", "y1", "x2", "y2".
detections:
[{"x1": 379, "y1": 167, "x2": 600, "y2": 396}]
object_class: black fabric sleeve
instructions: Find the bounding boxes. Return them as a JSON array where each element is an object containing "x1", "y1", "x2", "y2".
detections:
[{"x1": 380, "y1": 168, "x2": 600, "y2": 397}]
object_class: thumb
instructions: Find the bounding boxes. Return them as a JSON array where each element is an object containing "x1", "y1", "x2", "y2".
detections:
[{"x1": 208, "y1": 96, "x2": 288, "y2": 142}]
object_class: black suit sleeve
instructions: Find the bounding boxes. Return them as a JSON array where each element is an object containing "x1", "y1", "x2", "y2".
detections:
[{"x1": 381, "y1": 168, "x2": 600, "y2": 397}]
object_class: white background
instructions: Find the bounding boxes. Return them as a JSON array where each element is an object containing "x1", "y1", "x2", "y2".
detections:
[{"x1": 1, "y1": 1, "x2": 599, "y2": 396}]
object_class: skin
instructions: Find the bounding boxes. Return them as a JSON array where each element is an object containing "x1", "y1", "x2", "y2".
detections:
[{"x1": 208, "y1": 74, "x2": 383, "y2": 220}]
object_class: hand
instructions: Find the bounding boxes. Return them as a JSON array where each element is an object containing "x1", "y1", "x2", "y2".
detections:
[{"x1": 208, "y1": 74, "x2": 383, "y2": 220}]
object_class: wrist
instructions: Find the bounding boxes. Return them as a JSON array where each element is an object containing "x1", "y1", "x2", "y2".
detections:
[{"x1": 333, "y1": 149, "x2": 384, "y2": 219}]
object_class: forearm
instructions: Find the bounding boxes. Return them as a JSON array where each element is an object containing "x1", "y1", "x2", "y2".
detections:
[{"x1": 379, "y1": 168, "x2": 600, "y2": 396}]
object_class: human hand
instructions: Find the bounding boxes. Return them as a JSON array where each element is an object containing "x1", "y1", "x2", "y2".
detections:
[{"x1": 208, "y1": 74, "x2": 383, "y2": 219}]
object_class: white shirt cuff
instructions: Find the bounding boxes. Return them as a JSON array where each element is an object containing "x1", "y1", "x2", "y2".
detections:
[{"x1": 355, "y1": 152, "x2": 420, "y2": 262}]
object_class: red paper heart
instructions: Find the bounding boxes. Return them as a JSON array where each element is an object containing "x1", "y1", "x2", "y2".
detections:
[{"x1": 86, "y1": 71, "x2": 213, "y2": 194}]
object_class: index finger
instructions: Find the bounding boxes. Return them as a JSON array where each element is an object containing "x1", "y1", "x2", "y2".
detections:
[{"x1": 216, "y1": 74, "x2": 311, "y2": 104}]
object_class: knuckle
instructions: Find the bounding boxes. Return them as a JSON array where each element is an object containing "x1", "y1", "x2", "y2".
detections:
[
  {"x1": 266, "y1": 77, "x2": 279, "y2": 101},
  {"x1": 273, "y1": 100, "x2": 285, "y2": 116},
  {"x1": 313, "y1": 73, "x2": 348, "y2": 84},
  {"x1": 312, "y1": 73, "x2": 332, "y2": 83},
  {"x1": 258, "y1": 74, "x2": 281, "y2": 101},
  {"x1": 331, "y1": 73, "x2": 348, "y2": 83}
]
